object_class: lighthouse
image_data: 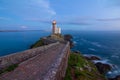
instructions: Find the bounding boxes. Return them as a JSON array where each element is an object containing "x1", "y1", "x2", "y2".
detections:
[
  {"x1": 52, "y1": 20, "x2": 61, "y2": 34},
  {"x1": 52, "y1": 20, "x2": 56, "y2": 34}
]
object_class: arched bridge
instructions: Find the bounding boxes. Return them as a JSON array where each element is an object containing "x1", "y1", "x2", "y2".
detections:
[{"x1": 0, "y1": 42, "x2": 70, "y2": 80}]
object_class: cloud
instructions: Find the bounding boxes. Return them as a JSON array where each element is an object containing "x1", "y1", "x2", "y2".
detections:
[
  {"x1": 109, "y1": 0, "x2": 120, "y2": 6},
  {"x1": 58, "y1": 21, "x2": 91, "y2": 25},
  {"x1": 21, "y1": 26, "x2": 27, "y2": 29},
  {"x1": 39, "y1": 0, "x2": 56, "y2": 15},
  {"x1": 24, "y1": 18, "x2": 51, "y2": 23},
  {"x1": 0, "y1": 17, "x2": 11, "y2": 20},
  {"x1": 24, "y1": 14, "x2": 120, "y2": 26},
  {"x1": 28, "y1": 0, "x2": 56, "y2": 16},
  {"x1": 24, "y1": 17, "x2": 91, "y2": 25},
  {"x1": 0, "y1": 0, "x2": 56, "y2": 19},
  {"x1": 96, "y1": 18, "x2": 120, "y2": 21}
]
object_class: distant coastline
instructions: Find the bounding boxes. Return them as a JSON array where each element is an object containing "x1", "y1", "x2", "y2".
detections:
[{"x1": 0, "y1": 30, "x2": 50, "y2": 32}]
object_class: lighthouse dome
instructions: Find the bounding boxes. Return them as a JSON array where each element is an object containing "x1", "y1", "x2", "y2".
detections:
[{"x1": 52, "y1": 20, "x2": 56, "y2": 24}]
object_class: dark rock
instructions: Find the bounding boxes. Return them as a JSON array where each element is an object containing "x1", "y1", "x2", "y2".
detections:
[
  {"x1": 84, "y1": 56, "x2": 90, "y2": 60},
  {"x1": 84, "y1": 55, "x2": 101, "y2": 60},
  {"x1": 91, "y1": 56, "x2": 101, "y2": 60},
  {"x1": 64, "y1": 34, "x2": 73, "y2": 41},
  {"x1": 95, "y1": 62, "x2": 112, "y2": 74},
  {"x1": 74, "y1": 50, "x2": 80, "y2": 54},
  {"x1": 108, "y1": 75, "x2": 120, "y2": 80},
  {"x1": 116, "y1": 75, "x2": 120, "y2": 80},
  {"x1": 64, "y1": 34, "x2": 74, "y2": 48}
]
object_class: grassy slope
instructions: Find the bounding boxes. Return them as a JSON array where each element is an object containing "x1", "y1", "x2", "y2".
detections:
[
  {"x1": 0, "y1": 64, "x2": 18, "y2": 75},
  {"x1": 30, "y1": 39, "x2": 44, "y2": 48},
  {"x1": 64, "y1": 53, "x2": 107, "y2": 80},
  {"x1": 30, "y1": 35, "x2": 63, "y2": 49}
]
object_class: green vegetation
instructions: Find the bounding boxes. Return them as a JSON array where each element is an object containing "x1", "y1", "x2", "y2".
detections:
[
  {"x1": 64, "y1": 53, "x2": 107, "y2": 80},
  {"x1": 0, "y1": 64, "x2": 18, "y2": 74},
  {"x1": 30, "y1": 39, "x2": 44, "y2": 48},
  {"x1": 30, "y1": 34, "x2": 64, "y2": 49}
]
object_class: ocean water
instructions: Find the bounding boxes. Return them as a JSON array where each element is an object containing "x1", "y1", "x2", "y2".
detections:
[
  {"x1": 0, "y1": 30, "x2": 120, "y2": 77},
  {"x1": 67, "y1": 31, "x2": 120, "y2": 78},
  {"x1": 0, "y1": 31, "x2": 50, "y2": 56}
]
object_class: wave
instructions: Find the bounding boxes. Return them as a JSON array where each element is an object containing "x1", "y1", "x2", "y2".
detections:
[
  {"x1": 88, "y1": 48, "x2": 97, "y2": 51},
  {"x1": 73, "y1": 41, "x2": 77, "y2": 44},
  {"x1": 81, "y1": 38, "x2": 88, "y2": 42},
  {"x1": 92, "y1": 59, "x2": 109, "y2": 64},
  {"x1": 80, "y1": 38, "x2": 105, "y2": 48},
  {"x1": 93, "y1": 59, "x2": 120, "y2": 78},
  {"x1": 90, "y1": 42, "x2": 102, "y2": 47},
  {"x1": 73, "y1": 35, "x2": 120, "y2": 77},
  {"x1": 107, "y1": 65, "x2": 120, "y2": 78},
  {"x1": 111, "y1": 55, "x2": 119, "y2": 59}
]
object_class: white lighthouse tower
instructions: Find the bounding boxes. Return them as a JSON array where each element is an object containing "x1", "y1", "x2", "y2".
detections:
[{"x1": 52, "y1": 20, "x2": 61, "y2": 34}]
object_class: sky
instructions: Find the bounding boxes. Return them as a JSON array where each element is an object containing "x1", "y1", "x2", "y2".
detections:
[{"x1": 0, "y1": 0, "x2": 120, "y2": 30}]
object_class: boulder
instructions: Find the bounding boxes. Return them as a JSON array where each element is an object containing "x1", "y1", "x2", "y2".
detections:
[
  {"x1": 84, "y1": 55, "x2": 101, "y2": 60},
  {"x1": 64, "y1": 34, "x2": 74, "y2": 48},
  {"x1": 95, "y1": 62, "x2": 112, "y2": 74},
  {"x1": 91, "y1": 56, "x2": 101, "y2": 60},
  {"x1": 74, "y1": 50, "x2": 80, "y2": 54},
  {"x1": 116, "y1": 75, "x2": 120, "y2": 80},
  {"x1": 108, "y1": 75, "x2": 120, "y2": 80}
]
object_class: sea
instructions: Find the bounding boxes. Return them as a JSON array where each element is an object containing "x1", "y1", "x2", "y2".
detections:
[{"x1": 0, "y1": 30, "x2": 120, "y2": 78}]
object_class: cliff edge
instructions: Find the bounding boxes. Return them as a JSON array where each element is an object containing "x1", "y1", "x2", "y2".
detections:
[{"x1": 30, "y1": 34, "x2": 107, "y2": 80}]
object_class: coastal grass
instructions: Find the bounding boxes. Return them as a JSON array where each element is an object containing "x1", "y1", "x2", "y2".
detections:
[
  {"x1": 0, "y1": 64, "x2": 18, "y2": 75},
  {"x1": 30, "y1": 39, "x2": 44, "y2": 48},
  {"x1": 64, "y1": 53, "x2": 107, "y2": 80}
]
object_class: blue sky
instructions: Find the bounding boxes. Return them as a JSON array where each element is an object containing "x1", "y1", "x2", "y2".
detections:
[{"x1": 0, "y1": 0, "x2": 120, "y2": 30}]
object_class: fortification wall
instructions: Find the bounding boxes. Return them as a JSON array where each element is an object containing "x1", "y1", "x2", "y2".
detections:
[
  {"x1": 0, "y1": 42, "x2": 59, "y2": 70},
  {"x1": 43, "y1": 42, "x2": 70, "y2": 80},
  {"x1": 0, "y1": 42, "x2": 70, "y2": 80}
]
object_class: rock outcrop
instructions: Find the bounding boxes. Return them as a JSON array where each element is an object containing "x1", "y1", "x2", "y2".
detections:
[
  {"x1": 84, "y1": 55, "x2": 112, "y2": 75},
  {"x1": 95, "y1": 62, "x2": 112, "y2": 74},
  {"x1": 84, "y1": 55, "x2": 101, "y2": 60},
  {"x1": 108, "y1": 75, "x2": 120, "y2": 80},
  {"x1": 64, "y1": 34, "x2": 74, "y2": 48},
  {"x1": 64, "y1": 53, "x2": 107, "y2": 80}
]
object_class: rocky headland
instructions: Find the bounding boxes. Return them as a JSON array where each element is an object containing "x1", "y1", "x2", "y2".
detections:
[{"x1": 30, "y1": 34, "x2": 119, "y2": 80}]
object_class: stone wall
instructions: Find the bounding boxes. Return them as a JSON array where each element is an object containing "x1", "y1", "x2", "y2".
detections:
[
  {"x1": 0, "y1": 42, "x2": 59, "y2": 70},
  {"x1": 43, "y1": 42, "x2": 70, "y2": 80},
  {"x1": 0, "y1": 42, "x2": 70, "y2": 80}
]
